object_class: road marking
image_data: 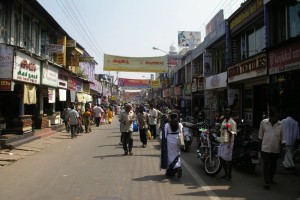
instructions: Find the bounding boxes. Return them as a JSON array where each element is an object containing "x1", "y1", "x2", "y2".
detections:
[{"x1": 181, "y1": 158, "x2": 221, "y2": 200}]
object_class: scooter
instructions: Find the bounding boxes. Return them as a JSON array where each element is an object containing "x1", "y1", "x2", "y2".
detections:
[{"x1": 181, "y1": 122, "x2": 195, "y2": 152}]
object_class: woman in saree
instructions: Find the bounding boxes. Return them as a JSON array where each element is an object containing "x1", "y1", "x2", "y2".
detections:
[{"x1": 161, "y1": 113, "x2": 183, "y2": 178}]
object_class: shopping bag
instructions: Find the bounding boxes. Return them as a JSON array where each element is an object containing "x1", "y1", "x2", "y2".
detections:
[
  {"x1": 147, "y1": 130, "x2": 152, "y2": 140},
  {"x1": 133, "y1": 121, "x2": 138, "y2": 132},
  {"x1": 177, "y1": 132, "x2": 185, "y2": 148}
]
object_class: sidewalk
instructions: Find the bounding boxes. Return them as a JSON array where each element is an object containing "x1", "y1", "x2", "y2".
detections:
[{"x1": 0, "y1": 129, "x2": 69, "y2": 167}]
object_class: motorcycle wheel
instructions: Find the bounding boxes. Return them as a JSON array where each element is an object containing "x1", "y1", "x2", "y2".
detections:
[
  {"x1": 293, "y1": 152, "x2": 300, "y2": 163},
  {"x1": 204, "y1": 154, "x2": 222, "y2": 176}
]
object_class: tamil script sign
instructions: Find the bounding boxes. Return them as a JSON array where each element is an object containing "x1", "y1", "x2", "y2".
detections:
[
  {"x1": 104, "y1": 54, "x2": 167, "y2": 72},
  {"x1": 118, "y1": 78, "x2": 151, "y2": 89}
]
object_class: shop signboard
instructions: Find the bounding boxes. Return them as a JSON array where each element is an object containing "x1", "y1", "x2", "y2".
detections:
[
  {"x1": 163, "y1": 88, "x2": 169, "y2": 98},
  {"x1": 269, "y1": 41, "x2": 300, "y2": 74},
  {"x1": 58, "y1": 73, "x2": 68, "y2": 89},
  {"x1": 229, "y1": 0, "x2": 264, "y2": 33},
  {"x1": 13, "y1": 51, "x2": 41, "y2": 84},
  {"x1": 48, "y1": 87, "x2": 56, "y2": 103},
  {"x1": 191, "y1": 79, "x2": 197, "y2": 92},
  {"x1": 0, "y1": 44, "x2": 13, "y2": 79},
  {"x1": 54, "y1": 36, "x2": 66, "y2": 66},
  {"x1": 0, "y1": 80, "x2": 14, "y2": 91},
  {"x1": 79, "y1": 61, "x2": 94, "y2": 81},
  {"x1": 67, "y1": 77, "x2": 76, "y2": 91},
  {"x1": 228, "y1": 53, "x2": 267, "y2": 83},
  {"x1": 104, "y1": 54, "x2": 167, "y2": 73},
  {"x1": 83, "y1": 82, "x2": 90, "y2": 94},
  {"x1": 174, "y1": 86, "x2": 181, "y2": 96},
  {"x1": 205, "y1": 72, "x2": 227, "y2": 90},
  {"x1": 90, "y1": 79, "x2": 100, "y2": 92},
  {"x1": 118, "y1": 78, "x2": 151, "y2": 89},
  {"x1": 76, "y1": 80, "x2": 83, "y2": 92},
  {"x1": 42, "y1": 63, "x2": 58, "y2": 87}
]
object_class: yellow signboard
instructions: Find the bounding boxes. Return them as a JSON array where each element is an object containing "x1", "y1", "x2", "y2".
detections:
[
  {"x1": 55, "y1": 36, "x2": 66, "y2": 66},
  {"x1": 150, "y1": 80, "x2": 161, "y2": 88},
  {"x1": 104, "y1": 54, "x2": 167, "y2": 73}
]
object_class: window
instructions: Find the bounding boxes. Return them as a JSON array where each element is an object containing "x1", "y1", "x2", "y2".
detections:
[
  {"x1": 23, "y1": 16, "x2": 30, "y2": 49},
  {"x1": 0, "y1": 2, "x2": 6, "y2": 43},
  {"x1": 234, "y1": 24, "x2": 265, "y2": 62},
  {"x1": 31, "y1": 21, "x2": 40, "y2": 54},
  {"x1": 288, "y1": 3, "x2": 300, "y2": 38}
]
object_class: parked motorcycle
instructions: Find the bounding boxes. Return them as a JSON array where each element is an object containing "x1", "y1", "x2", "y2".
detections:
[
  {"x1": 293, "y1": 140, "x2": 300, "y2": 163},
  {"x1": 232, "y1": 120, "x2": 260, "y2": 173},
  {"x1": 196, "y1": 124, "x2": 222, "y2": 176}
]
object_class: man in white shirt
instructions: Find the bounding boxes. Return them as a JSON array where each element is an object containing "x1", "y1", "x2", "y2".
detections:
[
  {"x1": 259, "y1": 108, "x2": 285, "y2": 190},
  {"x1": 148, "y1": 104, "x2": 158, "y2": 139},
  {"x1": 281, "y1": 108, "x2": 300, "y2": 169},
  {"x1": 67, "y1": 105, "x2": 79, "y2": 139},
  {"x1": 93, "y1": 104, "x2": 103, "y2": 127}
]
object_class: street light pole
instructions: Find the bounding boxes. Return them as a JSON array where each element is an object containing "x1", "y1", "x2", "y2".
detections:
[{"x1": 152, "y1": 47, "x2": 168, "y2": 54}]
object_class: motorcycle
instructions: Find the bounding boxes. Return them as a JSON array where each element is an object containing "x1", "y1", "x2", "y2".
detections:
[
  {"x1": 232, "y1": 120, "x2": 260, "y2": 173},
  {"x1": 196, "y1": 124, "x2": 222, "y2": 176},
  {"x1": 293, "y1": 140, "x2": 300, "y2": 163}
]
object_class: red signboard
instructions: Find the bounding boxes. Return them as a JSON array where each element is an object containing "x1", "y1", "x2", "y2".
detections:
[
  {"x1": 269, "y1": 41, "x2": 300, "y2": 74},
  {"x1": 0, "y1": 80, "x2": 13, "y2": 91}
]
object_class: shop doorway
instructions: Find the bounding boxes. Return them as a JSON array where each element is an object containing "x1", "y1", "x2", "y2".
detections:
[{"x1": 253, "y1": 84, "x2": 268, "y2": 128}]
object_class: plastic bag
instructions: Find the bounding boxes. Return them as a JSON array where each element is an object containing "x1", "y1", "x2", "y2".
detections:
[
  {"x1": 177, "y1": 132, "x2": 185, "y2": 148},
  {"x1": 133, "y1": 121, "x2": 138, "y2": 132},
  {"x1": 147, "y1": 130, "x2": 152, "y2": 140}
]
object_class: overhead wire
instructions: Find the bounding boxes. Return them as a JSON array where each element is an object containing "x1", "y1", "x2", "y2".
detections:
[
  {"x1": 196, "y1": 0, "x2": 243, "y2": 38},
  {"x1": 56, "y1": 0, "x2": 104, "y2": 68},
  {"x1": 70, "y1": 0, "x2": 105, "y2": 58},
  {"x1": 59, "y1": 0, "x2": 104, "y2": 63}
]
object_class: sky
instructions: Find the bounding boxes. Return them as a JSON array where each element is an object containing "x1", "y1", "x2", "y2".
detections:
[{"x1": 37, "y1": 0, "x2": 245, "y2": 80}]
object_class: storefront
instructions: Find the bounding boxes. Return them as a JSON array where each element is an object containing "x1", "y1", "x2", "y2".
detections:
[
  {"x1": 227, "y1": 53, "x2": 268, "y2": 127},
  {"x1": 268, "y1": 40, "x2": 300, "y2": 121},
  {"x1": 204, "y1": 72, "x2": 227, "y2": 121}
]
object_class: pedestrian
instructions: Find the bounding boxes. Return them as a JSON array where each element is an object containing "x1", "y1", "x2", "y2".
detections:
[
  {"x1": 281, "y1": 108, "x2": 299, "y2": 169},
  {"x1": 118, "y1": 103, "x2": 127, "y2": 145},
  {"x1": 258, "y1": 107, "x2": 285, "y2": 190},
  {"x1": 107, "y1": 106, "x2": 113, "y2": 124},
  {"x1": 156, "y1": 105, "x2": 163, "y2": 138},
  {"x1": 119, "y1": 103, "x2": 136, "y2": 155},
  {"x1": 136, "y1": 105, "x2": 149, "y2": 148},
  {"x1": 217, "y1": 108, "x2": 237, "y2": 181},
  {"x1": 82, "y1": 108, "x2": 92, "y2": 133},
  {"x1": 162, "y1": 113, "x2": 183, "y2": 178},
  {"x1": 149, "y1": 103, "x2": 158, "y2": 139},
  {"x1": 93, "y1": 104, "x2": 103, "y2": 127},
  {"x1": 67, "y1": 105, "x2": 80, "y2": 139},
  {"x1": 63, "y1": 105, "x2": 71, "y2": 133},
  {"x1": 101, "y1": 106, "x2": 107, "y2": 124}
]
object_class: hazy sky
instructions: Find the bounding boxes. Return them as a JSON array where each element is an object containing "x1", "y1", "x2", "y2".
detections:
[{"x1": 37, "y1": 0, "x2": 244, "y2": 79}]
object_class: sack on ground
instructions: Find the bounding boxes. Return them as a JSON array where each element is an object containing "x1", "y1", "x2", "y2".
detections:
[{"x1": 177, "y1": 132, "x2": 185, "y2": 148}]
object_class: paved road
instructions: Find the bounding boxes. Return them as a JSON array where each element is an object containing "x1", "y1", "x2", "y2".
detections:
[{"x1": 0, "y1": 118, "x2": 299, "y2": 200}]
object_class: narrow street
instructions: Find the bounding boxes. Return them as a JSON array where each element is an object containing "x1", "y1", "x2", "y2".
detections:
[{"x1": 0, "y1": 118, "x2": 299, "y2": 200}]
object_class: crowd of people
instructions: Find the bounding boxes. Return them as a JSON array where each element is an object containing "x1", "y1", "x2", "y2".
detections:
[
  {"x1": 62, "y1": 102, "x2": 300, "y2": 189},
  {"x1": 62, "y1": 103, "x2": 119, "y2": 139}
]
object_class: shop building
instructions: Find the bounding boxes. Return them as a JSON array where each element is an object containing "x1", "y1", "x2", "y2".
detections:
[
  {"x1": 265, "y1": 0, "x2": 300, "y2": 121},
  {"x1": 226, "y1": 0, "x2": 268, "y2": 127}
]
